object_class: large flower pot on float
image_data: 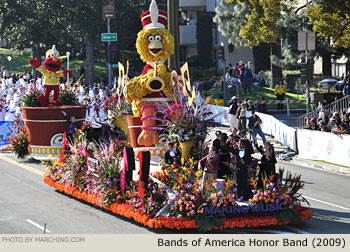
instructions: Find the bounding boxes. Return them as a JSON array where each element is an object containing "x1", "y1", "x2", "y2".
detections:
[
  {"x1": 180, "y1": 141, "x2": 194, "y2": 165},
  {"x1": 22, "y1": 105, "x2": 86, "y2": 160}
]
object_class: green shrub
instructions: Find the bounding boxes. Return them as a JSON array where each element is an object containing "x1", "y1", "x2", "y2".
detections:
[
  {"x1": 257, "y1": 70, "x2": 272, "y2": 86},
  {"x1": 190, "y1": 67, "x2": 217, "y2": 81},
  {"x1": 284, "y1": 70, "x2": 300, "y2": 93}
]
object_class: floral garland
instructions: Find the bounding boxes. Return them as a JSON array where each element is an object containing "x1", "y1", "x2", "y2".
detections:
[{"x1": 43, "y1": 175, "x2": 312, "y2": 230}]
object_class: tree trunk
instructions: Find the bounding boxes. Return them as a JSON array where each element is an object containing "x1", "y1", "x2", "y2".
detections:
[
  {"x1": 270, "y1": 42, "x2": 283, "y2": 88},
  {"x1": 322, "y1": 50, "x2": 332, "y2": 77},
  {"x1": 31, "y1": 47, "x2": 44, "y2": 60},
  {"x1": 85, "y1": 38, "x2": 95, "y2": 84},
  {"x1": 31, "y1": 47, "x2": 45, "y2": 77}
]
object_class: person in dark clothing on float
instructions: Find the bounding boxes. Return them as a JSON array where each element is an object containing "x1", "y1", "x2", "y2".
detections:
[
  {"x1": 256, "y1": 142, "x2": 277, "y2": 188},
  {"x1": 212, "y1": 130, "x2": 222, "y2": 150},
  {"x1": 216, "y1": 133, "x2": 231, "y2": 179},
  {"x1": 229, "y1": 139, "x2": 252, "y2": 200},
  {"x1": 164, "y1": 142, "x2": 181, "y2": 165},
  {"x1": 227, "y1": 127, "x2": 241, "y2": 146}
]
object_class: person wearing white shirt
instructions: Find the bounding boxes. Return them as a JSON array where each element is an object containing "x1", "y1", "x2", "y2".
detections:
[
  {"x1": 98, "y1": 88, "x2": 105, "y2": 102},
  {"x1": 0, "y1": 100, "x2": 5, "y2": 121},
  {"x1": 1, "y1": 78, "x2": 6, "y2": 90},
  {"x1": 14, "y1": 93, "x2": 20, "y2": 103},
  {"x1": 5, "y1": 100, "x2": 16, "y2": 121},
  {"x1": 89, "y1": 89, "x2": 95, "y2": 100},
  {"x1": 78, "y1": 89, "x2": 85, "y2": 105},
  {"x1": 15, "y1": 105, "x2": 22, "y2": 120},
  {"x1": 88, "y1": 100, "x2": 99, "y2": 126},
  {"x1": 6, "y1": 77, "x2": 12, "y2": 86},
  {"x1": 16, "y1": 80, "x2": 21, "y2": 89},
  {"x1": 60, "y1": 83, "x2": 66, "y2": 91}
]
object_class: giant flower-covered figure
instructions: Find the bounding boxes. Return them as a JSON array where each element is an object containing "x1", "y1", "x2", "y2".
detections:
[
  {"x1": 124, "y1": 0, "x2": 176, "y2": 116},
  {"x1": 29, "y1": 45, "x2": 72, "y2": 106},
  {"x1": 124, "y1": 0, "x2": 177, "y2": 147}
]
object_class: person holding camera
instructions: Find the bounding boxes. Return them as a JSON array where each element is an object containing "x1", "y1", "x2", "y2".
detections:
[{"x1": 248, "y1": 110, "x2": 266, "y2": 148}]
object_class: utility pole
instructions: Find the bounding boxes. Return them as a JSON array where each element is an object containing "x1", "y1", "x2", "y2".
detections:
[
  {"x1": 167, "y1": 0, "x2": 180, "y2": 71},
  {"x1": 305, "y1": 0, "x2": 309, "y2": 114},
  {"x1": 297, "y1": 0, "x2": 314, "y2": 114},
  {"x1": 107, "y1": 18, "x2": 112, "y2": 87},
  {"x1": 102, "y1": 0, "x2": 116, "y2": 88}
]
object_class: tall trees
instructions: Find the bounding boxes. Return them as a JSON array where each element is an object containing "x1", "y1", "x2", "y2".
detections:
[
  {"x1": 214, "y1": 0, "x2": 296, "y2": 86},
  {"x1": 0, "y1": 0, "x2": 151, "y2": 83},
  {"x1": 306, "y1": 0, "x2": 350, "y2": 48},
  {"x1": 0, "y1": 0, "x2": 74, "y2": 59}
]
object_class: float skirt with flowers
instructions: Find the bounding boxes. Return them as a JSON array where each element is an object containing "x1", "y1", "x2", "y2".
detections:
[
  {"x1": 43, "y1": 175, "x2": 312, "y2": 230},
  {"x1": 43, "y1": 134, "x2": 312, "y2": 232}
]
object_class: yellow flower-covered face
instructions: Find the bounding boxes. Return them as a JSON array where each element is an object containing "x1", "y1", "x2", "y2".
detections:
[{"x1": 136, "y1": 28, "x2": 174, "y2": 62}]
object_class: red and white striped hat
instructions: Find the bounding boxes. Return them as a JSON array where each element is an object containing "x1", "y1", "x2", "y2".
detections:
[{"x1": 140, "y1": 0, "x2": 167, "y2": 30}]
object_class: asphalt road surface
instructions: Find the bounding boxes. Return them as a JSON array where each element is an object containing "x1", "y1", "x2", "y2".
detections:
[{"x1": 0, "y1": 153, "x2": 349, "y2": 234}]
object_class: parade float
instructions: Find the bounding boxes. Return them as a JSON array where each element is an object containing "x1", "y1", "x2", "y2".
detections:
[
  {"x1": 42, "y1": 0, "x2": 312, "y2": 231},
  {"x1": 22, "y1": 46, "x2": 86, "y2": 160}
]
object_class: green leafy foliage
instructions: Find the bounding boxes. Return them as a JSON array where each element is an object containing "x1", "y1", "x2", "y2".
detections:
[
  {"x1": 213, "y1": 0, "x2": 250, "y2": 47},
  {"x1": 58, "y1": 90, "x2": 79, "y2": 106},
  {"x1": 4, "y1": 122, "x2": 29, "y2": 160},
  {"x1": 194, "y1": 213, "x2": 225, "y2": 232},
  {"x1": 306, "y1": 1, "x2": 350, "y2": 48},
  {"x1": 22, "y1": 90, "x2": 42, "y2": 107}
]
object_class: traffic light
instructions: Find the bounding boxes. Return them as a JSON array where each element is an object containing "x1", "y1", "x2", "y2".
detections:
[
  {"x1": 214, "y1": 44, "x2": 225, "y2": 61},
  {"x1": 110, "y1": 42, "x2": 119, "y2": 64},
  {"x1": 217, "y1": 48, "x2": 224, "y2": 60}
]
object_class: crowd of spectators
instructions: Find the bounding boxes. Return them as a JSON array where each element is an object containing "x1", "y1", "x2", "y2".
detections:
[{"x1": 305, "y1": 105, "x2": 350, "y2": 135}]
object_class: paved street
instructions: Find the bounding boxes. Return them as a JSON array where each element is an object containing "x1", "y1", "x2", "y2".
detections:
[
  {"x1": 271, "y1": 113, "x2": 304, "y2": 127},
  {"x1": 0, "y1": 152, "x2": 349, "y2": 234}
]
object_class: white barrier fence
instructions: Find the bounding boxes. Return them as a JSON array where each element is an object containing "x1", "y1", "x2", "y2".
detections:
[
  {"x1": 204, "y1": 105, "x2": 297, "y2": 151},
  {"x1": 297, "y1": 129, "x2": 350, "y2": 167},
  {"x1": 256, "y1": 112, "x2": 297, "y2": 152},
  {"x1": 205, "y1": 105, "x2": 350, "y2": 166}
]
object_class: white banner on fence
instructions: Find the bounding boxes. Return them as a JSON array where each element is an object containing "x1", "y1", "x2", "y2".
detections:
[
  {"x1": 296, "y1": 129, "x2": 350, "y2": 167},
  {"x1": 204, "y1": 104, "x2": 230, "y2": 126},
  {"x1": 256, "y1": 112, "x2": 297, "y2": 152},
  {"x1": 204, "y1": 105, "x2": 297, "y2": 152}
]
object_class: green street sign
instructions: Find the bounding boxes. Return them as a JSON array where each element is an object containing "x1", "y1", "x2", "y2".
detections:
[
  {"x1": 101, "y1": 33, "x2": 117, "y2": 42},
  {"x1": 111, "y1": 64, "x2": 118, "y2": 68}
]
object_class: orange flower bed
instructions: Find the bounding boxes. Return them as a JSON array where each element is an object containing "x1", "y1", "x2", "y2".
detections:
[{"x1": 44, "y1": 176, "x2": 312, "y2": 230}]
